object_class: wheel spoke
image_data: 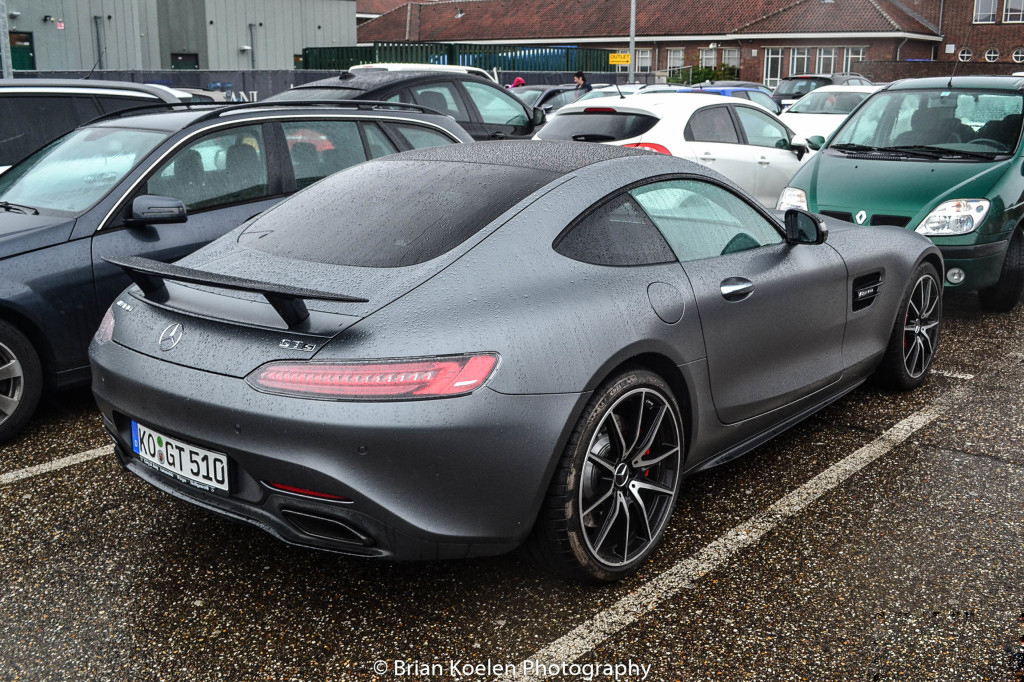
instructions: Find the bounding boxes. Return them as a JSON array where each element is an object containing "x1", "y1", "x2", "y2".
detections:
[
  {"x1": 0, "y1": 358, "x2": 21, "y2": 382},
  {"x1": 634, "y1": 446, "x2": 679, "y2": 469},
  {"x1": 591, "y1": 492, "x2": 622, "y2": 553},
  {"x1": 629, "y1": 390, "x2": 646, "y2": 453},
  {"x1": 629, "y1": 485, "x2": 655, "y2": 541},
  {"x1": 582, "y1": 488, "x2": 614, "y2": 518},
  {"x1": 630, "y1": 403, "x2": 667, "y2": 463},
  {"x1": 632, "y1": 479, "x2": 674, "y2": 496},
  {"x1": 0, "y1": 393, "x2": 18, "y2": 417},
  {"x1": 907, "y1": 297, "x2": 921, "y2": 319},
  {"x1": 586, "y1": 452, "x2": 617, "y2": 474},
  {"x1": 608, "y1": 412, "x2": 629, "y2": 459},
  {"x1": 621, "y1": 494, "x2": 632, "y2": 562}
]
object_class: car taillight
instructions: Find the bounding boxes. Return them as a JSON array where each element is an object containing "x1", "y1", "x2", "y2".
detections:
[
  {"x1": 265, "y1": 481, "x2": 350, "y2": 501},
  {"x1": 95, "y1": 307, "x2": 115, "y2": 344},
  {"x1": 246, "y1": 353, "x2": 499, "y2": 400},
  {"x1": 622, "y1": 142, "x2": 671, "y2": 155}
]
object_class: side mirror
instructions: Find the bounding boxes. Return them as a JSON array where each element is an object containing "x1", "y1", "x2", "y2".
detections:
[
  {"x1": 127, "y1": 195, "x2": 188, "y2": 225},
  {"x1": 532, "y1": 106, "x2": 547, "y2": 126},
  {"x1": 784, "y1": 208, "x2": 827, "y2": 245},
  {"x1": 790, "y1": 135, "x2": 808, "y2": 161},
  {"x1": 806, "y1": 135, "x2": 825, "y2": 150}
]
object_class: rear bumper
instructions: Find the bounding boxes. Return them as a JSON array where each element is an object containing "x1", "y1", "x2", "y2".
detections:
[{"x1": 90, "y1": 339, "x2": 584, "y2": 560}]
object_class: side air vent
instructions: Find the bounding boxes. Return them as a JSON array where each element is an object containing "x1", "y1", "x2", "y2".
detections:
[
  {"x1": 281, "y1": 508, "x2": 375, "y2": 547},
  {"x1": 821, "y1": 210, "x2": 854, "y2": 223},
  {"x1": 852, "y1": 272, "x2": 884, "y2": 311},
  {"x1": 871, "y1": 214, "x2": 910, "y2": 227}
]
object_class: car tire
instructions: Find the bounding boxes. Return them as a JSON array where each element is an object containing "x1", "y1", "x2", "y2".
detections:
[
  {"x1": 0, "y1": 320, "x2": 42, "y2": 445},
  {"x1": 979, "y1": 229, "x2": 1024, "y2": 312},
  {"x1": 873, "y1": 262, "x2": 941, "y2": 390},
  {"x1": 526, "y1": 368, "x2": 683, "y2": 582}
]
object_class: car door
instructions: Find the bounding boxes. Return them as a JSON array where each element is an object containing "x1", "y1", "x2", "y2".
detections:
[
  {"x1": 629, "y1": 177, "x2": 847, "y2": 424},
  {"x1": 91, "y1": 122, "x2": 283, "y2": 315},
  {"x1": 682, "y1": 104, "x2": 757, "y2": 196},
  {"x1": 732, "y1": 104, "x2": 804, "y2": 207},
  {"x1": 458, "y1": 79, "x2": 536, "y2": 140},
  {"x1": 408, "y1": 81, "x2": 476, "y2": 135}
]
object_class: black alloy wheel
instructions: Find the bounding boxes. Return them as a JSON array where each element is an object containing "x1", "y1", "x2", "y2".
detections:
[{"x1": 874, "y1": 262, "x2": 941, "y2": 390}]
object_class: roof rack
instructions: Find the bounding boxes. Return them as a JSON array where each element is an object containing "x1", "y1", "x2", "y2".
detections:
[
  {"x1": 187, "y1": 99, "x2": 442, "y2": 126},
  {"x1": 83, "y1": 101, "x2": 201, "y2": 126}
]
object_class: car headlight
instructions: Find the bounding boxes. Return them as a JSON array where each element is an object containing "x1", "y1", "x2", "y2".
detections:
[
  {"x1": 777, "y1": 187, "x2": 808, "y2": 211},
  {"x1": 916, "y1": 199, "x2": 989, "y2": 236}
]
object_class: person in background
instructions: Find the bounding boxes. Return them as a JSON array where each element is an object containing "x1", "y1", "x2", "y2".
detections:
[
  {"x1": 512, "y1": 77, "x2": 526, "y2": 88},
  {"x1": 573, "y1": 71, "x2": 592, "y2": 99}
]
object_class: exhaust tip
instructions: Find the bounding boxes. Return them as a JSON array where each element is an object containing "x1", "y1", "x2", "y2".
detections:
[{"x1": 280, "y1": 508, "x2": 374, "y2": 547}]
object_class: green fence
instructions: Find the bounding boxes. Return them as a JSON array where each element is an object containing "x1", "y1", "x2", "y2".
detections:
[{"x1": 301, "y1": 42, "x2": 617, "y2": 72}]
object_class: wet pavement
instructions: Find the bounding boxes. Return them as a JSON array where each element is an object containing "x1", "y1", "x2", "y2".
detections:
[{"x1": 1, "y1": 291, "x2": 1023, "y2": 681}]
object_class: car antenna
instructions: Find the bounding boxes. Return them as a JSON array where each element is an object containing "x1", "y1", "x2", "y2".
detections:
[
  {"x1": 83, "y1": 47, "x2": 106, "y2": 80},
  {"x1": 614, "y1": 81, "x2": 624, "y2": 99}
]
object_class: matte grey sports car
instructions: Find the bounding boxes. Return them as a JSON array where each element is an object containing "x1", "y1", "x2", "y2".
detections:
[{"x1": 90, "y1": 141, "x2": 942, "y2": 582}]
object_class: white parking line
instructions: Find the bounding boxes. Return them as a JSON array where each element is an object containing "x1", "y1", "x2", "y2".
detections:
[
  {"x1": 0, "y1": 444, "x2": 113, "y2": 487},
  {"x1": 504, "y1": 404, "x2": 946, "y2": 681},
  {"x1": 933, "y1": 370, "x2": 975, "y2": 380}
]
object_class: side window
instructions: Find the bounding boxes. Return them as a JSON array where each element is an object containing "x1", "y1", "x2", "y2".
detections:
[
  {"x1": 146, "y1": 124, "x2": 268, "y2": 211},
  {"x1": 684, "y1": 107, "x2": 740, "y2": 143},
  {"x1": 551, "y1": 90, "x2": 579, "y2": 110},
  {"x1": 555, "y1": 193, "x2": 676, "y2": 266},
  {"x1": 281, "y1": 120, "x2": 366, "y2": 189},
  {"x1": 748, "y1": 91, "x2": 779, "y2": 112},
  {"x1": 630, "y1": 179, "x2": 782, "y2": 263},
  {"x1": 388, "y1": 123, "x2": 459, "y2": 150},
  {"x1": 96, "y1": 95, "x2": 158, "y2": 114},
  {"x1": 462, "y1": 80, "x2": 529, "y2": 126},
  {"x1": 411, "y1": 82, "x2": 469, "y2": 120},
  {"x1": 735, "y1": 106, "x2": 790, "y2": 148},
  {"x1": 362, "y1": 123, "x2": 399, "y2": 157}
]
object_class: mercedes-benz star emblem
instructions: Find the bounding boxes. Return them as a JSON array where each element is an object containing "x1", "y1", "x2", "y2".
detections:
[{"x1": 158, "y1": 323, "x2": 184, "y2": 351}]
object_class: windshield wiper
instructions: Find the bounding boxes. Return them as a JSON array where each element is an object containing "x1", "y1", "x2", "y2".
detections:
[
  {"x1": 0, "y1": 201, "x2": 38, "y2": 215},
  {"x1": 880, "y1": 145, "x2": 946, "y2": 159},
  {"x1": 829, "y1": 143, "x2": 881, "y2": 153}
]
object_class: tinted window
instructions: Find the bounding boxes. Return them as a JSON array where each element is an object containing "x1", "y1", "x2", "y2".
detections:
[
  {"x1": 735, "y1": 107, "x2": 790, "y2": 148},
  {"x1": 0, "y1": 95, "x2": 95, "y2": 166},
  {"x1": 462, "y1": 80, "x2": 529, "y2": 126},
  {"x1": 389, "y1": 123, "x2": 460, "y2": 149},
  {"x1": 280, "y1": 121, "x2": 367, "y2": 189},
  {"x1": 96, "y1": 95, "x2": 159, "y2": 114},
  {"x1": 555, "y1": 194, "x2": 676, "y2": 266},
  {"x1": 146, "y1": 124, "x2": 268, "y2": 211},
  {"x1": 630, "y1": 179, "x2": 781, "y2": 263},
  {"x1": 363, "y1": 123, "x2": 398, "y2": 157},
  {"x1": 775, "y1": 78, "x2": 830, "y2": 97},
  {"x1": 536, "y1": 112, "x2": 659, "y2": 141},
  {"x1": 411, "y1": 82, "x2": 468, "y2": 120},
  {"x1": 240, "y1": 160, "x2": 559, "y2": 267},
  {"x1": 747, "y1": 91, "x2": 780, "y2": 112},
  {"x1": 684, "y1": 107, "x2": 740, "y2": 143}
]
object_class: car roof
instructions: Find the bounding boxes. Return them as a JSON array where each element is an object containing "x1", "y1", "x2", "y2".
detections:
[
  {"x1": 0, "y1": 78, "x2": 187, "y2": 102},
  {"x1": 290, "y1": 70, "x2": 496, "y2": 92},
  {"x1": 885, "y1": 75, "x2": 1024, "y2": 92},
  {"x1": 796, "y1": 84, "x2": 882, "y2": 94},
  {"x1": 378, "y1": 139, "x2": 653, "y2": 174},
  {"x1": 557, "y1": 91, "x2": 761, "y2": 117},
  {"x1": 516, "y1": 84, "x2": 575, "y2": 92},
  {"x1": 349, "y1": 63, "x2": 497, "y2": 82}
]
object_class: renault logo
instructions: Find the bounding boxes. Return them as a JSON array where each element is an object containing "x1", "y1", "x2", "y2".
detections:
[
  {"x1": 158, "y1": 323, "x2": 183, "y2": 351},
  {"x1": 855, "y1": 210, "x2": 868, "y2": 225}
]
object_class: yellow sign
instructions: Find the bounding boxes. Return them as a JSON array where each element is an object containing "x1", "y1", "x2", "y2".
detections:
[{"x1": 609, "y1": 53, "x2": 632, "y2": 65}]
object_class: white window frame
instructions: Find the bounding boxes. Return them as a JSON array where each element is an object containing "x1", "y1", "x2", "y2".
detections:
[
  {"x1": 790, "y1": 48, "x2": 810, "y2": 75},
  {"x1": 816, "y1": 47, "x2": 837, "y2": 74},
  {"x1": 844, "y1": 47, "x2": 866, "y2": 72},
  {"x1": 615, "y1": 48, "x2": 651, "y2": 73},
  {"x1": 667, "y1": 48, "x2": 685, "y2": 71},
  {"x1": 973, "y1": 0, "x2": 997, "y2": 22},
  {"x1": 1005, "y1": 0, "x2": 1024, "y2": 22},
  {"x1": 699, "y1": 48, "x2": 717, "y2": 68},
  {"x1": 722, "y1": 48, "x2": 740, "y2": 69},
  {"x1": 1013, "y1": 47, "x2": 1024, "y2": 63},
  {"x1": 958, "y1": 47, "x2": 974, "y2": 62},
  {"x1": 984, "y1": 48, "x2": 1000, "y2": 62},
  {"x1": 764, "y1": 47, "x2": 783, "y2": 89}
]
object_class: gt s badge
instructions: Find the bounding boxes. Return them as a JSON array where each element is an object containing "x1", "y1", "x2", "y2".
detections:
[
  {"x1": 855, "y1": 210, "x2": 868, "y2": 225},
  {"x1": 280, "y1": 339, "x2": 317, "y2": 352}
]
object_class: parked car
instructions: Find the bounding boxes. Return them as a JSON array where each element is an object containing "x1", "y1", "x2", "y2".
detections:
[
  {"x1": 0, "y1": 100, "x2": 472, "y2": 444},
  {"x1": 511, "y1": 84, "x2": 582, "y2": 113},
  {"x1": 265, "y1": 70, "x2": 546, "y2": 141},
  {"x1": 693, "y1": 80, "x2": 774, "y2": 97},
  {"x1": 0, "y1": 79, "x2": 189, "y2": 173},
  {"x1": 673, "y1": 86, "x2": 782, "y2": 114},
  {"x1": 779, "y1": 84, "x2": 882, "y2": 140},
  {"x1": 537, "y1": 93, "x2": 817, "y2": 207},
  {"x1": 348, "y1": 62, "x2": 498, "y2": 83},
  {"x1": 90, "y1": 140, "x2": 940, "y2": 581},
  {"x1": 778, "y1": 75, "x2": 1024, "y2": 310},
  {"x1": 772, "y1": 73, "x2": 872, "y2": 110},
  {"x1": 576, "y1": 83, "x2": 680, "y2": 102}
]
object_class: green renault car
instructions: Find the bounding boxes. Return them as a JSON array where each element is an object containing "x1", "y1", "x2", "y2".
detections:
[{"x1": 778, "y1": 76, "x2": 1024, "y2": 310}]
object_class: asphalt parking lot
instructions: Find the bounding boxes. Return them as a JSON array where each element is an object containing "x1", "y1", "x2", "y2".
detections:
[{"x1": 1, "y1": 290, "x2": 1022, "y2": 681}]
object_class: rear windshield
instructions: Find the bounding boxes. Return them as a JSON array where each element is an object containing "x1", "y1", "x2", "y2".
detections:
[
  {"x1": 536, "y1": 111, "x2": 659, "y2": 142},
  {"x1": 775, "y1": 78, "x2": 830, "y2": 97},
  {"x1": 239, "y1": 159, "x2": 559, "y2": 267},
  {"x1": 265, "y1": 87, "x2": 366, "y2": 102}
]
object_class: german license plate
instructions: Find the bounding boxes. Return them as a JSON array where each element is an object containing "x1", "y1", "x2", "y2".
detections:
[{"x1": 132, "y1": 421, "x2": 230, "y2": 492}]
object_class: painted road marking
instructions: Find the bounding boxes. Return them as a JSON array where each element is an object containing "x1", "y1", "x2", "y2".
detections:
[
  {"x1": 0, "y1": 444, "x2": 113, "y2": 487},
  {"x1": 505, "y1": 405, "x2": 946, "y2": 681},
  {"x1": 933, "y1": 370, "x2": 975, "y2": 380}
]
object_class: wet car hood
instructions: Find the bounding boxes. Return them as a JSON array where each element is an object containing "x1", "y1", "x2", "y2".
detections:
[
  {"x1": 0, "y1": 213, "x2": 76, "y2": 259},
  {"x1": 805, "y1": 152, "x2": 1010, "y2": 226}
]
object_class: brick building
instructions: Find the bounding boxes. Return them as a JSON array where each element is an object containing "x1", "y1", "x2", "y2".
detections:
[{"x1": 357, "y1": 0, "x2": 1024, "y2": 84}]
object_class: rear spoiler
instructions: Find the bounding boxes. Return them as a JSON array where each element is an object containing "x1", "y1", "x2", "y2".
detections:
[{"x1": 104, "y1": 256, "x2": 368, "y2": 328}]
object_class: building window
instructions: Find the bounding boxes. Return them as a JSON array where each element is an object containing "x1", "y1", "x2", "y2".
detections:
[
  {"x1": 700, "y1": 48, "x2": 717, "y2": 68},
  {"x1": 764, "y1": 47, "x2": 783, "y2": 88},
  {"x1": 817, "y1": 47, "x2": 837, "y2": 74},
  {"x1": 790, "y1": 48, "x2": 810, "y2": 75},
  {"x1": 615, "y1": 49, "x2": 651, "y2": 73},
  {"x1": 984, "y1": 48, "x2": 1000, "y2": 62},
  {"x1": 973, "y1": 0, "x2": 997, "y2": 22},
  {"x1": 1006, "y1": 0, "x2": 1024, "y2": 22},
  {"x1": 958, "y1": 48, "x2": 973, "y2": 62},
  {"x1": 722, "y1": 48, "x2": 740, "y2": 69},
  {"x1": 1013, "y1": 48, "x2": 1024, "y2": 63},
  {"x1": 844, "y1": 47, "x2": 866, "y2": 72},
  {"x1": 667, "y1": 48, "x2": 685, "y2": 72}
]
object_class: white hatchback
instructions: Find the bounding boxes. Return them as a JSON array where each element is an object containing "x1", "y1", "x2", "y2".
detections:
[
  {"x1": 779, "y1": 84, "x2": 882, "y2": 142},
  {"x1": 537, "y1": 93, "x2": 816, "y2": 207}
]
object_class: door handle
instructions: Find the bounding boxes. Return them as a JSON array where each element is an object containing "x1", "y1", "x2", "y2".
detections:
[
  {"x1": 699, "y1": 153, "x2": 715, "y2": 162},
  {"x1": 758, "y1": 156, "x2": 770, "y2": 165},
  {"x1": 490, "y1": 132, "x2": 507, "y2": 139},
  {"x1": 720, "y1": 277, "x2": 754, "y2": 301}
]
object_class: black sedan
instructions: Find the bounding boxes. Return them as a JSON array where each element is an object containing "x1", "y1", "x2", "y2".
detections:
[{"x1": 90, "y1": 141, "x2": 942, "y2": 581}]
